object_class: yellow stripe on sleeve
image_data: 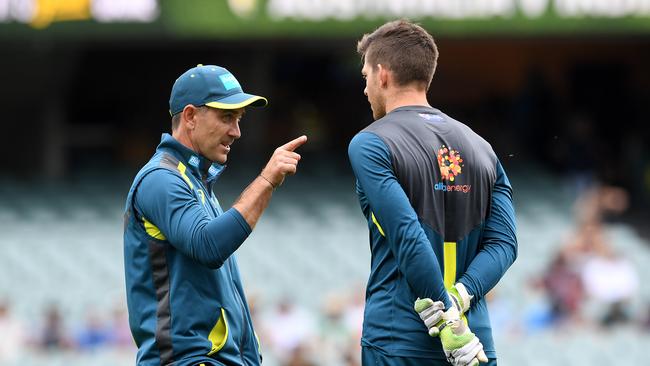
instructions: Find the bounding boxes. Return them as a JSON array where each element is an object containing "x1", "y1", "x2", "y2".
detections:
[
  {"x1": 177, "y1": 162, "x2": 194, "y2": 190},
  {"x1": 371, "y1": 212, "x2": 385, "y2": 237},
  {"x1": 143, "y1": 217, "x2": 167, "y2": 240}
]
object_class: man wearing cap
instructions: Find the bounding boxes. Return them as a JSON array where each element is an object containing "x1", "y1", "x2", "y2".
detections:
[{"x1": 123, "y1": 64, "x2": 307, "y2": 366}]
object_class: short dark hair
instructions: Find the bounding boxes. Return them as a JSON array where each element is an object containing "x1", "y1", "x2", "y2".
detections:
[{"x1": 357, "y1": 19, "x2": 438, "y2": 90}]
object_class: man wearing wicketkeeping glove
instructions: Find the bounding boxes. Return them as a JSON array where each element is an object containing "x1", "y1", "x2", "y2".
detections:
[{"x1": 350, "y1": 20, "x2": 518, "y2": 366}]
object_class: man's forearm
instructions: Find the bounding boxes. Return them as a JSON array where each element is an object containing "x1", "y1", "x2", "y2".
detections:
[{"x1": 232, "y1": 175, "x2": 274, "y2": 229}]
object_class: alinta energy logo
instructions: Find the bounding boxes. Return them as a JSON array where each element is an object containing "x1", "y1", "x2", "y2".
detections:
[{"x1": 435, "y1": 145, "x2": 472, "y2": 193}]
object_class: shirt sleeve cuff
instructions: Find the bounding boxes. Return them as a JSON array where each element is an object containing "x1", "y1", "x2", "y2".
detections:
[{"x1": 226, "y1": 207, "x2": 252, "y2": 235}]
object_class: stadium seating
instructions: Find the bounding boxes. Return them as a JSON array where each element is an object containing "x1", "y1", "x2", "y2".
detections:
[{"x1": 1, "y1": 170, "x2": 649, "y2": 366}]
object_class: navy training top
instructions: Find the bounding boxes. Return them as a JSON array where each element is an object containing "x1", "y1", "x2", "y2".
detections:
[
  {"x1": 348, "y1": 106, "x2": 517, "y2": 360},
  {"x1": 124, "y1": 134, "x2": 261, "y2": 366}
]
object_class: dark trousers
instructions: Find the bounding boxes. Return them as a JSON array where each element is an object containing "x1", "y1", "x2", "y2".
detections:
[{"x1": 362, "y1": 346, "x2": 497, "y2": 366}]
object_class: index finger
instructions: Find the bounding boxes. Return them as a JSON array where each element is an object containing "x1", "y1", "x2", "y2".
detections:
[{"x1": 280, "y1": 135, "x2": 308, "y2": 152}]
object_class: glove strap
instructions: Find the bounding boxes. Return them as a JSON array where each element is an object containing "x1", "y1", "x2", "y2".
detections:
[
  {"x1": 450, "y1": 282, "x2": 473, "y2": 313},
  {"x1": 448, "y1": 291, "x2": 463, "y2": 313},
  {"x1": 438, "y1": 319, "x2": 453, "y2": 333}
]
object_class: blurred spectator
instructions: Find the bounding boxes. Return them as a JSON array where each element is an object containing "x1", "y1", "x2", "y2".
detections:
[
  {"x1": 0, "y1": 300, "x2": 24, "y2": 363},
  {"x1": 522, "y1": 279, "x2": 555, "y2": 333},
  {"x1": 342, "y1": 286, "x2": 364, "y2": 366},
  {"x1": 320, "y1": 293, "x2": 348, "y2": 341},
  {"x1": 566, "y1": 222, "x2": 610, "y2": 257},
  {"x1": 285, "y1": 344, "x2": 316, "y2": 366},
  {"x1": 317, "y1": 292, "x2": 354, "y2": 366},
  {"x1": 261, "y1": 297, "x2": 317, "y2": 364},
  {"x1": 536, "y1": 183, "x2": 639, "y2": 331},
  {"x1": 342, "y1": 285, "x2": 364, "y2": 341},
  {"x1": 75, "y1": 308, "x2": 110, "y2": 350},
  {"x1": 574, "y1": 185, "x2": 629, "y2": 227},
  {"x1": 541, "y1": 251, "x2": 584, "y2": 325},
  {"x1": 580, "y1": 243, "x2": 639, "y2": 327},
  {"x1": 106, "y1": 305, "x2": 134, "y2": 349},
  {"x1": 601, "y1": 301, "x2": 631, "y2": 327},
  {"x1": 486, "y1": 289, "x2": 519, "y2": 337},
  {"x1": 39, "y1": 303, "x2": 71, "y2": 350},
  {"x1": 341, "y1": 341, "x2": 362, "y2": 366}
]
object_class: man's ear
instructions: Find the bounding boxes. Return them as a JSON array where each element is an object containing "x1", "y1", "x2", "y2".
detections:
[
  {"x1": 181, "y1": 105, "x2": 197, "y2": 130},
  {"x1": 377, "y1": 64, "x2": 389, "y2": 88}
]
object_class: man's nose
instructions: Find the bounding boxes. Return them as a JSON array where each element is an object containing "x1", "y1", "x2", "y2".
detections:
[{"x1": 231, "y1": 122, "x2": 241, "y2": 139}]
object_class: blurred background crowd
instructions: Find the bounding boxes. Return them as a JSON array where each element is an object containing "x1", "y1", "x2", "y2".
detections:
[{"x1": 1, "y1": 1, "x2": 650, "y2": 365}]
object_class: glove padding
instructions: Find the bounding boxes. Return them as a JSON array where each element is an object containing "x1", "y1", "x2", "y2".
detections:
[
  {"x1": 439, "y1": 307, "x2": 488, "y2": 366},
  {"x1": 448, "y1": 282, "x2": 473, "y2": 314},
  {"x1": 448, "y1": 336, "x2": 487, "y2": 366},
  {"x1": 415, "y1": 298, "x2": 445, "y2": 336},
  {"x1": 415, "y1": 300, "x2": 488, "y2": 366},
  {"x1": 415, "y1": 283, "x2": 473, "y2": 337}
]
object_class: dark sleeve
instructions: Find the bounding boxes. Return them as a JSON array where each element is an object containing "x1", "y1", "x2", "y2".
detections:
[
  {"x1": 354, "y1": 179, "x2": 370, "y2": 217},
  {"x1": 458, "y1": 160, "x2": 517, "y2": 304},
  {"x1": 348, "y1": 132, "x2": 451, "y2": 308},
  {"x1": 134, "y1": 169, "x2": 252, "y2": 269}
]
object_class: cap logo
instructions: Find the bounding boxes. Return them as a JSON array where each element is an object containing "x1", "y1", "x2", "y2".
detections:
[{"x1": 219, "y1": 73, "x2": 240, "y2": 91}]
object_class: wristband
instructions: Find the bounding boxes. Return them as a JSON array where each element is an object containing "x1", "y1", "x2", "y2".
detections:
[{"x1": 259, "y1": 174, "x2": 277, "y2": 189}]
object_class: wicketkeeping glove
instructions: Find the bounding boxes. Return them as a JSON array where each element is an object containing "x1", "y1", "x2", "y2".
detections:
[
  {"x1": 415, "y1": 298, "x2": 445, "y2": 336},
  {"x1": 415, "y1": 295, "x2": 487, "y2": 366},
  {"x1": 415, "y1": 283, "x2": 473, "y2": 336},
  {"x1": 448, "y1": 282, "x2": 473, "y2": 315},
  {"x1": 438, "y1": 306, "x2": 488, "y2": 366}
]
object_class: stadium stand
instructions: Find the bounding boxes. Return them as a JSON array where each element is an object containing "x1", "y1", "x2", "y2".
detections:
[{"x1": 1, "y1": 169, "x2": 649, "y2": 366}]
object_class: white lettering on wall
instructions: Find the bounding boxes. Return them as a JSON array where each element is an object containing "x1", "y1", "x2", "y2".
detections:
[
  {"x1": 555, "y1": 0, "x2": 650, "y2": 17},
  {"x1": 267, "y1": 0, "x2": 650, "y2": 19},
  {"x1": 10, "y1": 0, "x2": 34, "y2": 23},
  {"x1": 92, "y1": 0, "x2": 159, "y2": 22},
  {"x1": 519, "y1": 0, "x2": 549, "y2": 18}
]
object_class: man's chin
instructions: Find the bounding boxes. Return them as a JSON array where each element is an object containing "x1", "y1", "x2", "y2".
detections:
[{"x1": 212, "y1": 154, "x2": 227, "y2": 165}]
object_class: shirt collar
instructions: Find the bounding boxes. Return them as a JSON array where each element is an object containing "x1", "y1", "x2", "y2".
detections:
[
  {"x1": 157, "y1": 133, "x2": 226, "y2": 183},
  {"x1": 389, "y1": 105, "x2": 441, "y2": 115}
]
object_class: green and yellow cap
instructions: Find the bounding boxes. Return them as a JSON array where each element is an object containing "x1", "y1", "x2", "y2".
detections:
[{"x1": 169, "y1": 64, "x2": 267, "y2": 115}]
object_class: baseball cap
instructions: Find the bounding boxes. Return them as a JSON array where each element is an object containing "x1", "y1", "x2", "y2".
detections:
[{"x1": 169, "y1": 64, "x2": 268, "y2": 115}]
